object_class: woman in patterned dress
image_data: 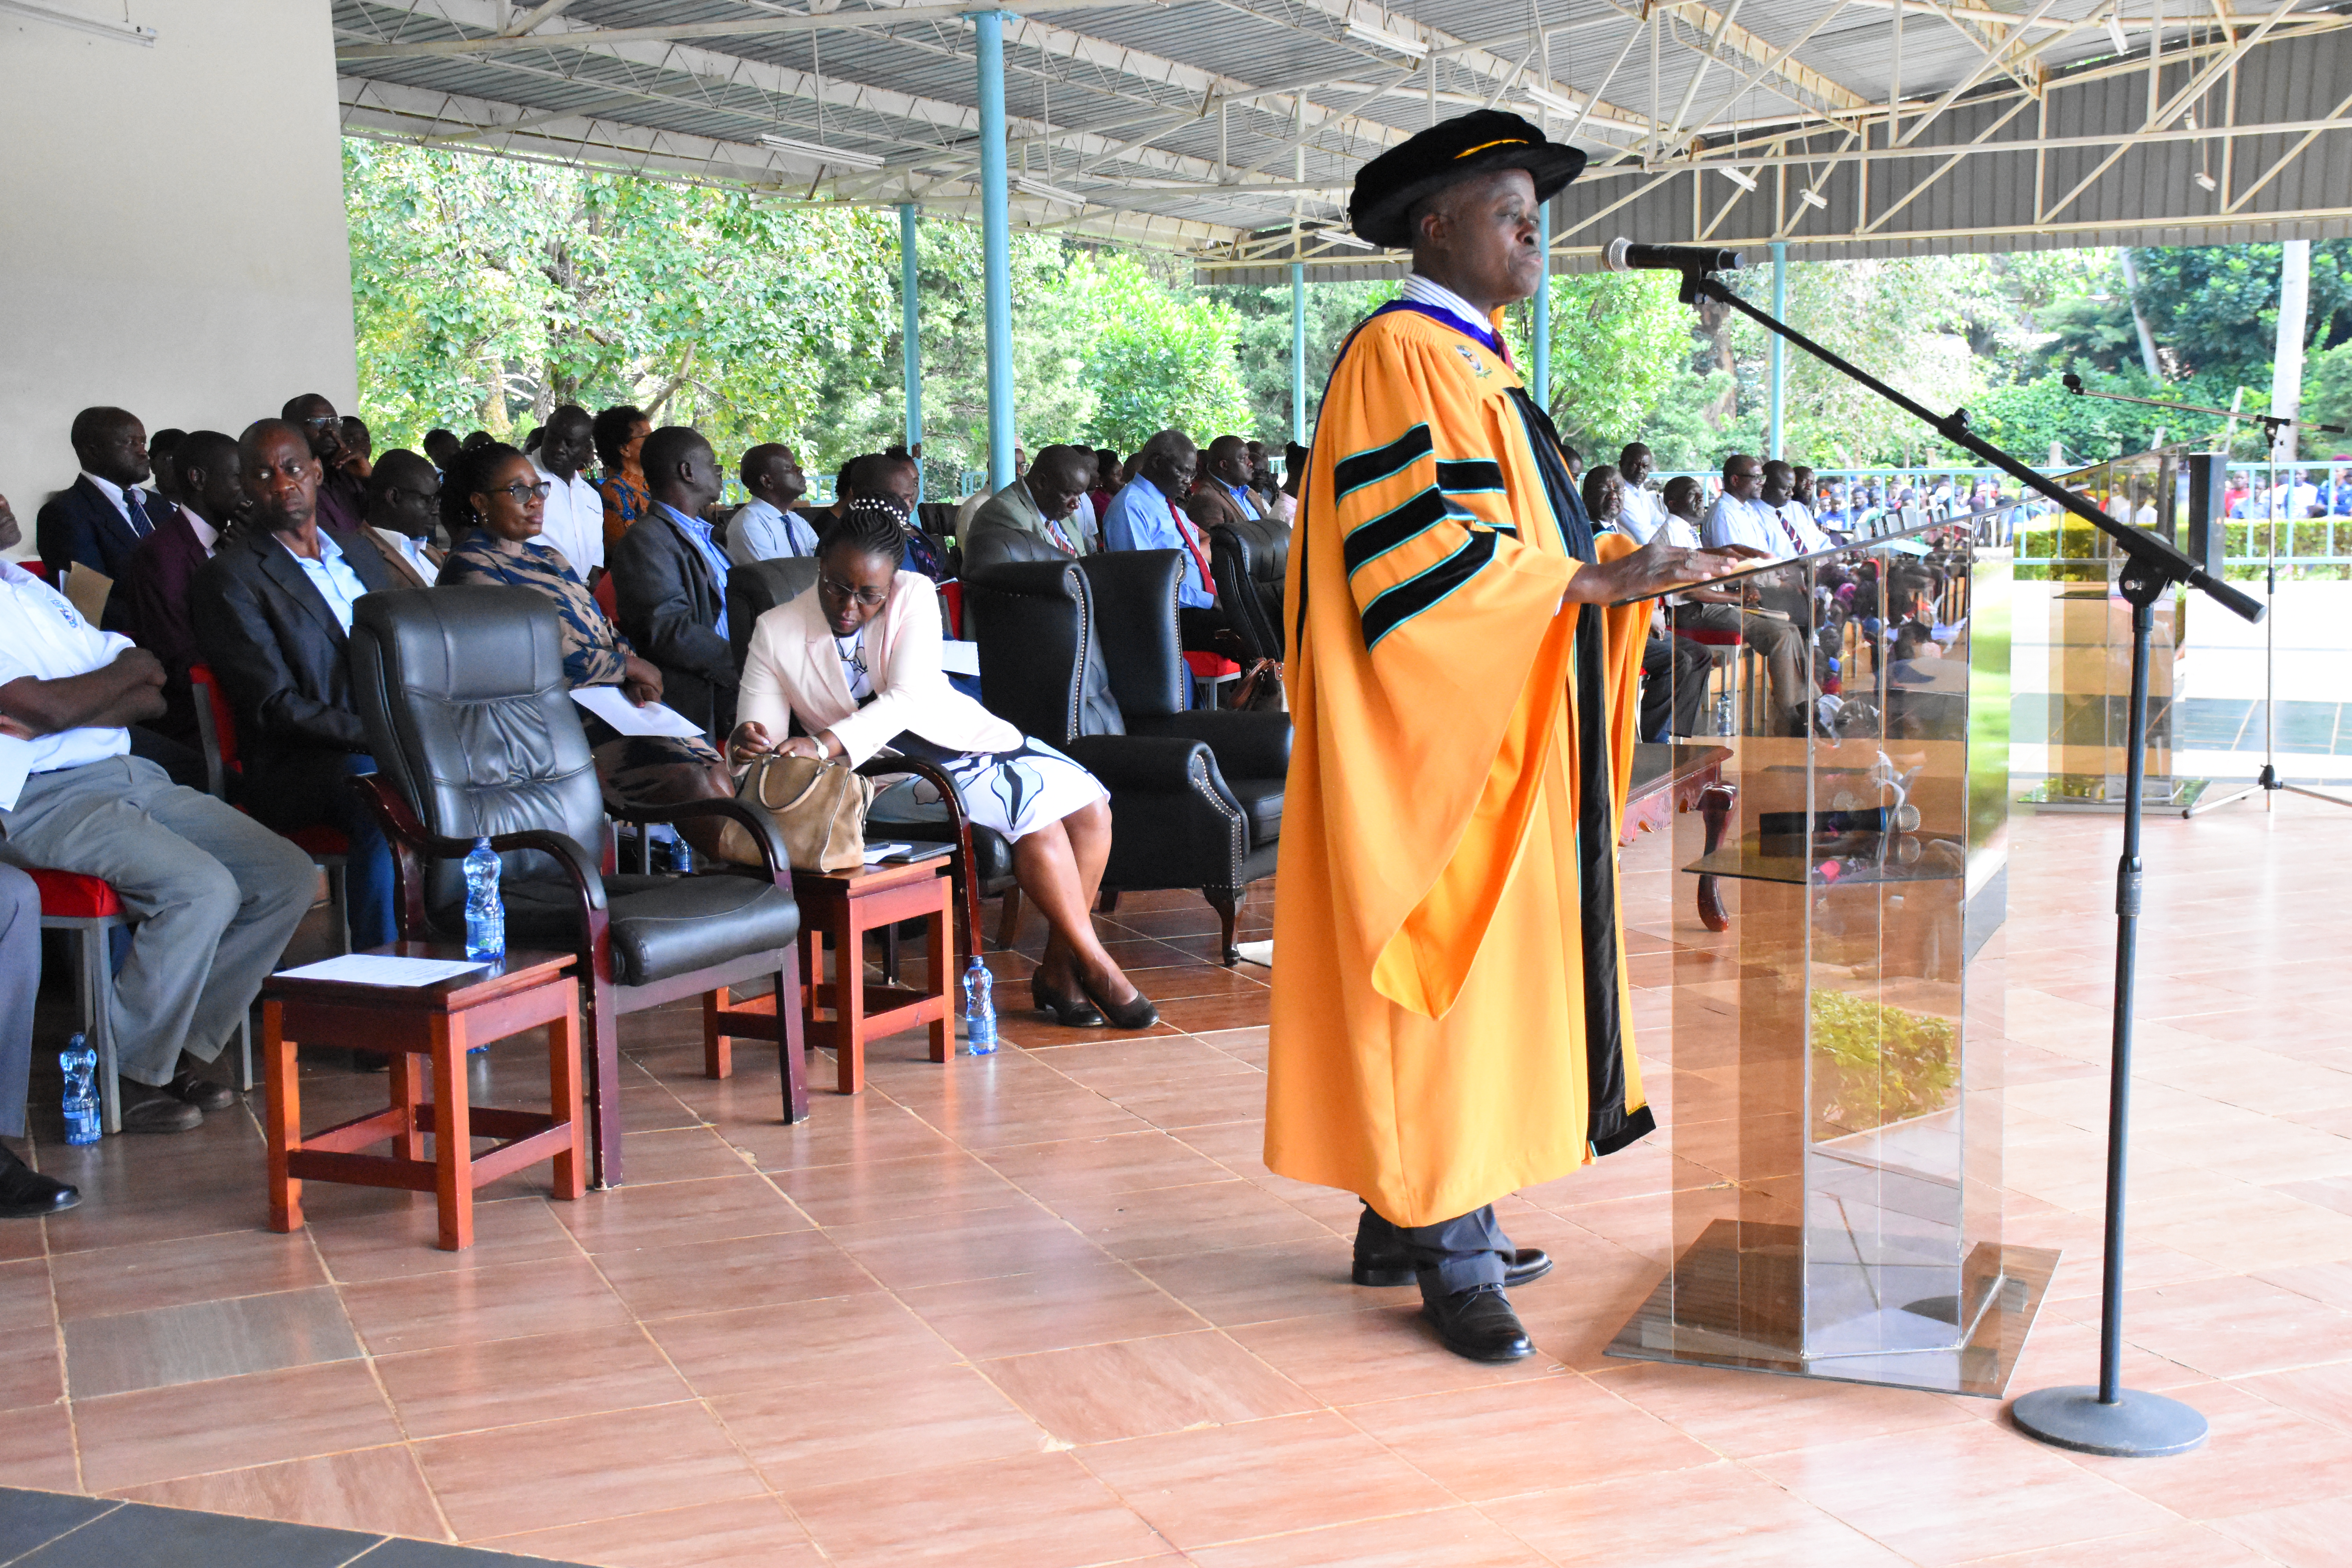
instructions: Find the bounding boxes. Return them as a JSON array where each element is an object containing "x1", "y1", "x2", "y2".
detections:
[
  {"x1": 438, "y1": 445, "x2": 733, "y2": 848},
  {"x1": 593, "y1": 405, "x2": 653, "y2": 555},
  {"x1": 730, "y1": 499, "x2": 1154, "y2": 1029}
]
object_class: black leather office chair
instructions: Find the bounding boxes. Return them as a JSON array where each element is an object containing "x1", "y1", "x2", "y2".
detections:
[
  {"x1": 1208, "y1": 514, "x2": 1290, "y2": 665},
  {"x1": 347, "y1": 588, "x2": 807, "y2": 1189},
  {"x1": 965, "y1": 550, "x2": 1285, "y2": 963}
]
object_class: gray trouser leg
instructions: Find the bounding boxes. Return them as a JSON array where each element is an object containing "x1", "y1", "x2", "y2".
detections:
[
  {"x1": 0, "y1": 758, "x2": 316, "y2": 1086},
  {"x1": 0, "y1": 866, "x2": 39, "y2": 1139},
  {"x1": 1359, "y1": 1201, "x2": 1514, "y2": 1294}
]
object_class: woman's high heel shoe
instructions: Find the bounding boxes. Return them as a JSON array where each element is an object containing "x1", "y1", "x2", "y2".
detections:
[
  {"x1": 1031, "y1": 972, "x2": 1105, "y2": 1028},
  {"x1": 1076, "y1": 973, "x2": 1158, "y2": 1031}
]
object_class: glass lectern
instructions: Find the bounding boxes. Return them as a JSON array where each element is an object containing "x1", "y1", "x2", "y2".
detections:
[{"x1": 1608, "y1": 520, "x2": 2058, "y2": 1396}]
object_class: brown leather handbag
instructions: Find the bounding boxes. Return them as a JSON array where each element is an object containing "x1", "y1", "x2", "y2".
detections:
[{"x1": 717, "y1": 754, "x2": 873, "y2": 873}]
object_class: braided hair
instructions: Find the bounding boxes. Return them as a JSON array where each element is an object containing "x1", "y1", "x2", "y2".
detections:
[
  {"x1": 820, "y1": 494, "x2": 911, "y2": 569},
  {"x1": 441, "y1": 441, "x2": 524, "y2": 538}
]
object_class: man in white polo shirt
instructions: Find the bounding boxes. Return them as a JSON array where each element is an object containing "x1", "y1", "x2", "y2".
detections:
[
  {"x1": 532, "y1": 404, "x2": 605, "y2": 581},
  {"x1": 0, "y1": 494, "x2": 315, "y2": 1133}
]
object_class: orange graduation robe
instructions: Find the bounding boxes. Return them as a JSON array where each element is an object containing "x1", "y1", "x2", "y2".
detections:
[{"x1": 1265, "y1": 300, "x2": 1653, "y2": 1228}]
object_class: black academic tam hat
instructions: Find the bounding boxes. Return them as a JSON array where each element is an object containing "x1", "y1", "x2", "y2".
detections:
[{"x1": 1348, "y1": 109, "x2": 1588, "y2": 250}]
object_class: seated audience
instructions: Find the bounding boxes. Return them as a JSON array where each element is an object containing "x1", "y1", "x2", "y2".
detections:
[
  {"x1": 124, "y1": 428, "x2": 243, "y2": 744},
  {"x1": 437, "y1": 444, "x2": 733, "y2": 849},
  {"x1": 0, "y1": 486, "x2": 315, "y2": 1133},
  {"x1": 1102, "y1": 429, "x2": 1227, "y2": 652},
  {"x1": 963, "y1": 443, "x2": 1093, "y2": 570},
  {"x1": 533, "y1": 405, "x2": 605, "y2": 580},
  {"x1": 281, "y1": 394, "x2": 369, "y2": 534},
  {"x1": 734, "y1": 499, "x2": 1156, "y2": 1029},
  {"x1": 423, "y1": 428, "x2": 460, "y2": 478},
  {"x1": 1087, "y1": 448, "x2": 1120, "y2": 525},
  {"x1": 0, "y1": 859, "x2": 73, "y2": 1214},
  {"x1": 955, "y1": 446, "x2": 1026, "y2": 534},
  {"x1": 609, "y1": 425, "x2": 739, "y2": 740},
  {"x1": 1192, "y1": 436, "x2": 1269, "y2": 527},
  {"x1": 844, "y1": 452, "x2": 945, "y2": 580},
  {"x1": 1663, "y1": 475, "x2": 1814, "y2": 736},
  {"x1": 1701, "y1": 453, "x2": 1773, "y2": 552},
  {"x1": 189, "y1": 420, "x2": 398, "y2": 952},
  {"x1": 1760, "y1": 461, "x2": 1831, "y2": 554},
  {"x1": 594, "y1": 405, "x2": 653, "y2": 553},
  {"x1": 38, "y1": 406, "x2": 164, "y2": 624},
  {"x1": 341, "y1": 416, "x2": 374, "y2": 481},
  {"x1": 147, "y1": 428, "x2": 188, "y2": 515},
  {"x1": 356, "y1": 449, "x2": 443, "y2": 587},
  {"x1": 726, "y1": 444, "x2": 818, "y2": 564}
]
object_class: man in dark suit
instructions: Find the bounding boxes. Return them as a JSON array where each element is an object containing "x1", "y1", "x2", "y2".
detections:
[
  {"x1": 36, "y1": 407, "x2": 163, "y2": 629},
  {"x1": 124, "y1": 429, "x2": 243, "y2": 749},
  {"x1": 355, "y1": 449, "x2": 443, "y2": 588},
  {"x1": 189, "y1": 420, "x2": 398, "y2": 950},
  {"x1": 281, "y1": 394, "x2": 369, "y2": 536},
  {"x1": 609, "y1": 425, "x2": 737, "y2": 739}
]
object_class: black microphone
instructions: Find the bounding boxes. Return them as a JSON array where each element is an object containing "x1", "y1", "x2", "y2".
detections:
[{"x1": 1603, "y1": 239, "x2": 1745, "y2": 273}]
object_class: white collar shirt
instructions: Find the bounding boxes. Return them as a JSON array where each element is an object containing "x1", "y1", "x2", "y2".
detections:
[
  {"x1": 725, "y1": 497, "x2": 821, "y2": 565},
  {"x1": 178, "y1": 505, "x2": 220, "y2": 555},
  {"x1": 280, "y1": 531, "x2": 370, "y2": 634},
  {"x1": 1771, "y1": 499, "x2": 1831, "y2": 555},
  {"x1": 78, "y1": 470, "x2": 141, "y2": 524},
  {"x1": 1400, "y1": 273, "x2": 1496, "y2": 342},
  {"x1": 1700, "y1": 493, "x2": 1775, "y2": 553},
  {"x1": 1615, "y1": 486, "x2": 1671, "y2": 545},
  {"x1": 0, "y1": 560, "x2": 134, "y2": 788},
  {"x1": 533, "y1": 461, "x2": 604, "y2": 577}
]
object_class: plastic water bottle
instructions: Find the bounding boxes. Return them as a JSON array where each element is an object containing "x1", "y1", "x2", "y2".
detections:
[
  {"x1": 960, "y1": 957, "x2": 997, "y2": 1056},
  {"x1": 665, "y1": 831, "x2": 694, "y2": 874},
  {"x1": 60, "y1": 1035, "x2": 100, "y2": 1145},
  {"x1": 463, "y1": 837, "x2": 505, "y2": 962}
]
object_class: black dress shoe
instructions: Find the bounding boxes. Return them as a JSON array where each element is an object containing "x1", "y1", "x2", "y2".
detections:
[
  {"x1": 165, "y1": 1068, "x2": 236, "y2": 1112},
  {"x1": 1421, "y1": 1282, "x2": 1534, "y2": 1362},
  {"x1": 1031, "y1": 973, "x2": 1106, "y2": 1028},
  {"x1": 1076, "y1": 974, "x2": 1158, "y2": 1031},
  {"x1": 1354, "y1": 1247, "x2": 1553, "y2": 1290},
  {"x1": 122, "y1": 1094, "x2": 203, "y2": 1134},
  {"x1": 0, "y1": 1150, "x2": 77, "y2": 1218}
]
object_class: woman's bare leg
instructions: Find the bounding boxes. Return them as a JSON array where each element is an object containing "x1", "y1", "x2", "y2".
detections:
[{"x1": 1015, "y1": 811, "x2": 1138, "y2": 1005}]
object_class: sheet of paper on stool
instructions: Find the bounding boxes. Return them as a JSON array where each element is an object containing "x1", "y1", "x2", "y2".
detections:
[
  {"x1": 863, "y1": 842, "x2": 913, "y2": 862},
  {"x1": 276, "y1": 953, "x2": 490, "y2": 986},
  {"x1": 568, "y1": 686, "x2": 709, "y2": 739},
  {"x1": 1234, "y1": 940, "x2": 1273, "y2": 967},
  {"x1": 63, "y1": 565, "x2": 112, "y2": 628},
  {"x1": 940, "y1": 640, "x2": 980, "y2": 677}
]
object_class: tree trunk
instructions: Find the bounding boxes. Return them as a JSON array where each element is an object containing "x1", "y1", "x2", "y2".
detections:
[{"x1": 479, "y1": 353, "x2": 511, "y2": 437}]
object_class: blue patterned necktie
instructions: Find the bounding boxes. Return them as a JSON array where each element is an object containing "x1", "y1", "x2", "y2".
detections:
[{"x1": 122, "y1": 486, "x2": 155, "y2": 539}]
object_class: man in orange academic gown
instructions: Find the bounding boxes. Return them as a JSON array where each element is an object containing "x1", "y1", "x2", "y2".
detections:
[{"x1": 1266, "y1": 111, "x2": 1755, "y2": 1362}]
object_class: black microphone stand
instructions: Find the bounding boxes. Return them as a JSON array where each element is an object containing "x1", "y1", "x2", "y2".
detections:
[
  {"x1": 1665, "y1": 259, "x2": 2264, "y2": 1458},
  {"x1": 2054, "y1": 376, "x2": 2352, "y2": 817}
]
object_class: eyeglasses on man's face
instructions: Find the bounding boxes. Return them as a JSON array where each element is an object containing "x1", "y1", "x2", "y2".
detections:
[{"x1": 818, "y1": 575, "x2": 888, "y2": 608}]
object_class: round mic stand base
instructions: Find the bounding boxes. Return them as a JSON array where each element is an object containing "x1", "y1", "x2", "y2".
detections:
[{"x1": 2011, "y1": 1386, "x2": 2209, "y2": 1458}]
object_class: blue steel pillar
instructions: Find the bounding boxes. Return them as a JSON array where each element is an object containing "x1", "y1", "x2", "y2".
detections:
[
  {"x1": 899, "y1": 202, "x2": 923, "y2": 502},
  {"x1": 1531, "y1": 201, "x2": 1551, "y2": 416},
  {"x1": 976, "y1": 12, "x2": 1015, "y2": 490},
  {"x1": 1290, "y1": 260, "x2": 1307, "y2": 444},
  {"x1": 1768, "y1": 240, "x2": 1788, "y2": 461}
]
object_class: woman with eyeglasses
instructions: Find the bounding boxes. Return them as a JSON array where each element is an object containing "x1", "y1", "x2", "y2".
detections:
[
  {"x1": 731, "y1": 498, "x2": 1155, "y2": 1030},
  {"x1": 437, "y1": 444, "x2": 733, "y2": 849}
]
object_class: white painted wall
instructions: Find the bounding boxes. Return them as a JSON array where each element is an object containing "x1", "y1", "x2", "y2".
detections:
[{"x1": 0, "y1": 0, "x2": 355, "y2": 557}]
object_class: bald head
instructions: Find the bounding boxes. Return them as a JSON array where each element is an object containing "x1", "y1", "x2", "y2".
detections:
[
  {"x1": 240, "y1": 419, "x2": 320, "y2": 533},
  {"x1": 1136, "y1": 429, "x2": 1198, "y2": 497},
  {"x1": 740, "y1": 443, "x2": 807, "y2": 508},
  {"x1": 177, "y1": 429, "x2": 246, "y2": 526},
  {"x1": 1205, "y1": 435, "x2": 1252, "y2": 489},
  {"x1": 1027, "y1": 445, "x2": 1094, "y2": 520},
  {"x1": 641, "y1": 426, "x2": 719, "y2": 514}
]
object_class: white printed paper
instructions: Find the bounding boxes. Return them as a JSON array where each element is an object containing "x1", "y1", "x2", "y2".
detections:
[
  {"x1": 940, "y1": 640, "x2": 981, "y2": 677},
  {"x1": 568, "y1": 687, "x2": 709, "y2": 739},
  {"x1": 276, "y1": 953, "x2": 490, "y2": 987}
]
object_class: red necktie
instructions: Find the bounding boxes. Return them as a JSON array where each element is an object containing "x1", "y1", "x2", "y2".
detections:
[{"x1": 1171, "y1": 504, "x2": 1216, "y2": 601}]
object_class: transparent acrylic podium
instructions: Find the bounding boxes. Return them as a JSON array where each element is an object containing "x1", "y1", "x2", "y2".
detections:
[{"x1": 1608, "y1": 520, "x2": 2058, "y2": 1396}]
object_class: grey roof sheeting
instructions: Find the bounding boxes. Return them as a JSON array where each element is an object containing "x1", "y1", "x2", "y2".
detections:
[{"x1": 330, "y1": 0, "x2": 2352, "y2": 267}]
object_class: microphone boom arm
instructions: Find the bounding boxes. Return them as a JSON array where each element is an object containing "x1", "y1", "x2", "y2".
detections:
[{"x1": 1673, "y1": 266, "x2": 2265, "y2": 624}]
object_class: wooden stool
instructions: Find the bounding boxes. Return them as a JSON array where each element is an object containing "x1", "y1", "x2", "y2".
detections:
[
  {"x1": 263, "y1": 945, "x2": 583, "y2": 1251},
  {"x1": 705, "y1": 858, "x2": 954, "y2": 1095}
]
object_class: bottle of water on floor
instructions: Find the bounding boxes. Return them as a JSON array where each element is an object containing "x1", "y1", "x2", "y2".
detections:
[
  {"x1": 60, "y1": 1036, "x2": 99, "y2": 1145},
  {"x1": 960, "y1": 956, "x2": 996, "y2": 1056},
  {"x1": 463, "y1": 837, "x2": 504, "y2": 962}
]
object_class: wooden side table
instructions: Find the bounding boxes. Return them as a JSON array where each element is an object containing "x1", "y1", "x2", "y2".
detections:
[
  {"x1": 705, "y1": 857, "x2": 953, "y2": 1097},
  {"x1": 263, "y1": 945, "x2": 583, "y2": 1251}
]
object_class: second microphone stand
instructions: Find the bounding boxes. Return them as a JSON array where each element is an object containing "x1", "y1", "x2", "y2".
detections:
[{"x1": 1667, "y1": 260, "x2": 2264, "y2": 1460}]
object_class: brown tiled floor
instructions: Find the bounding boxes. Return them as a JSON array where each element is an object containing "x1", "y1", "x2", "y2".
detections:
[{"x1": 3, "y1": 797, "x2": 2350, "y2": 1565}]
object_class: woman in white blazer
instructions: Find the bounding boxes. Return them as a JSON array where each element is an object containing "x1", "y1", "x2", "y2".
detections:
[{"x1": 731, "y1": 499, "x2": 1155, "y2": 1029}]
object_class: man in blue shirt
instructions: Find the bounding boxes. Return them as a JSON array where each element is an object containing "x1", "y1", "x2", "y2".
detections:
[
  {"x1": 726, "y1": 444, "x2": 819, "y2": 564},
  {"x1": 1101, "y1": 428, "x2": 1230, "y2": 651}
]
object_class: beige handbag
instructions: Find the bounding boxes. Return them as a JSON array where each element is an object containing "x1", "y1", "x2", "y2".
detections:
[{"x1": 717, "y1": 754, "x2": 873, "y2": 873}]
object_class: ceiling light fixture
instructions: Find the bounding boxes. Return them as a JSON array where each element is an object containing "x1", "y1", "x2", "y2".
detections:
[
  {"x1": 1800, "y1": 188, "x2": 1829, "y2": 210},
  {"x1": 2106, "y1": 7, "x2": 2131, "y2": 56},
  {"x1": 759, "y1": 133, "x2": 883, "y2": 170},
  {"x1": 2194, "y1": 170, "x2": 2218, "y2": 192},
  {"x1": 1013, "y1": 176, "x2": 1085, "y2": 205},
  {"x1": 1720, "y1": 165, "x2": 1759, "y2": 192},
  {"x1": 1346, "y1": 20, "x2": 1428, "y2": 57},
  {"x1": 1524, "y1": 85, "x2": 1580, "y2": 117}
]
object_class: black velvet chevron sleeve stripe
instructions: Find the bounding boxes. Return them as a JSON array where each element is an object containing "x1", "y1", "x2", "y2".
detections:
[
  {"x1": 1333, "y1": 424, "x2": 1434, "y2": 503},
  {"x1": 1359, "y1": 530, "x2": 1498, "y2": 650},
  {"x1": 1435, "y1": 459, "x2": 1506, "y2": 495},
  {"x1": 1342, "y1": 488, "x2": 1450, "y2": 577}
]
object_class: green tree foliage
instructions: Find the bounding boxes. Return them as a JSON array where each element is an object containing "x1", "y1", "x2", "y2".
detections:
[
  {"x1": 1206, "y1": 277, "x2": 1399, "y2": 446},
  {"x1": 2306, "y1": 341, "x2": 2352, "y2": 452},
  {"x1": 2115, "y1": 242, "x2": 2352, "y2": 385},
  {"x1": 1537, "y1": 270, "x2": 1699, "y2": 453}
]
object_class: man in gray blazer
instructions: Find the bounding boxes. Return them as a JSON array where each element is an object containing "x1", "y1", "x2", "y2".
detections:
[{"x1": 962, "y1": 446, "x2": 1096, "y2": 577}]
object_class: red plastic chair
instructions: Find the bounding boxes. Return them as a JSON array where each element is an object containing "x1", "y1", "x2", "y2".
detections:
[
  {"x1": 188, "y1": 663, "x2": 352, "y2": 953},
  {"x1": 1182, "y1": 650, "x2": 1241, "y2": 710}
]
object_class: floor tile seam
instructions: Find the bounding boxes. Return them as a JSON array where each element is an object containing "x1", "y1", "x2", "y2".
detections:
[
  {"x1": 461, "y1": 1494, "x2": 812, "y2": 1560},
  {"x1": 1706, "y1": 1453, "x2": 1942, "y2": 1567},
  {"x1": 85, "y1": 1438, "x2": 427, "y2": 1504},
  {"x1": 0, "y1": 1497, "x2": 129, "y2": 1568}
]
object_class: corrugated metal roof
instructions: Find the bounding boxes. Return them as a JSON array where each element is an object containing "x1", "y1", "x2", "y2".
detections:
[{"x1": 332, "y1": 0, "x2": 2352, "y2": 260}]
